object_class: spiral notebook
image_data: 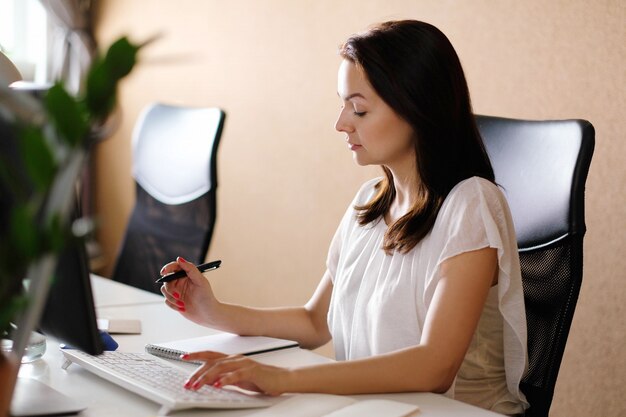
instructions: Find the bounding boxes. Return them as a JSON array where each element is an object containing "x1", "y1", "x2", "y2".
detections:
[{"x1": 145, "y1": 332, "x2": 299, "y2": 363}]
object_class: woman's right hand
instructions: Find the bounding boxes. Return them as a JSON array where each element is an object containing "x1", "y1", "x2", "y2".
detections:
[{"x1": 160, "y1": 257, "x2": 221, "y2": 327}]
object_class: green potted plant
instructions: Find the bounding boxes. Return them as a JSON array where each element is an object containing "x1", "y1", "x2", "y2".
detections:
[{"x1": 0, "y1": 36, "x2": 143, "y2": 416}]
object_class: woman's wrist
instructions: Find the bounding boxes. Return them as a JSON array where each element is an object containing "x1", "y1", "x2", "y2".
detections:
[
  {"x1": 203, "y1": 301, "x2": 255, "y2": 335},
  {"x1": 277, "y1": 367, "x2": 299, "y2": 394},
  {"x1": 200, "y1": 298, "x2": 227, "y2": 328}
]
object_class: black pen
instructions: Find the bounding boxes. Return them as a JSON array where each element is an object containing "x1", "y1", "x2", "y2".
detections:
[{"x1": 155, "y1": 260, "x2": 222, "y2": 283}]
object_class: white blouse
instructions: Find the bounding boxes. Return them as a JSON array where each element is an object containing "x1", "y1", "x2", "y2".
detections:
[{"x1": 326, "y1": 177, "x2": 529, "y2": 415}]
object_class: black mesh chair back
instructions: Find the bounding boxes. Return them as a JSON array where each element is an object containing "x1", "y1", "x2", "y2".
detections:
[
  {"x1": 477, "y1": 115, "x2": 594, "y2": 417},
  {"x1": 112, "y1": 103, "x2": 225, "y2": 293}
]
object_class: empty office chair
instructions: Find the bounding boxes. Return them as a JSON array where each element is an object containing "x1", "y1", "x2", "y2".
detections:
[
  {"x1": 112, "y1": 103, "x2": 226, "y2": 294},
  {"x1": 477, "y1": 115, "x2": 594, "y2": 417}
]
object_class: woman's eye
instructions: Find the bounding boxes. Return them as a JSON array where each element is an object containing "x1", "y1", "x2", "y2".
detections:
[{"x1": 353, "y1": 111, "x2": 367, "y2": 117}]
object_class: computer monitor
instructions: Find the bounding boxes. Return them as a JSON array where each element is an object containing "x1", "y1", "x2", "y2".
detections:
[{"x1": 39, "y1": 224, "x2": 104, "y2": 355}]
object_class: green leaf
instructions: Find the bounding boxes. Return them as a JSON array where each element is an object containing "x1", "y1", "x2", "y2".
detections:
[
  {"x1": 9, "y1": 205, "x2": 39, "y2": 260},
  {"x1": 18, "y1": 126, "x2": 57, "y2": 191},
  {"x1": 44, "y1": 83, "x2": 89, "y2": 147},
  {"x1": 84, "y1": 57, "x2": 116, "y2": 118},
  {"x1": 84, "y1": 36, "x2": 140, "y2": 119},
  {"x1": 104, "y1": 37, "x2": 139, "y2": 80}
]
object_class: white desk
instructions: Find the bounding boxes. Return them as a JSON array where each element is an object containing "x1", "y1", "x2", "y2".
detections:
[
  {"x1": 91, "y1": 274, "x2": 163, "y2": 307},
  {"x1": 16, "y1": 277, "x2": 501, "y2": 417}
]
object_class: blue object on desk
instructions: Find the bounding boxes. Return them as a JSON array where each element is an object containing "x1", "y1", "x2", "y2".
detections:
[{"x1": 99, "y1": 330, "x2": 119, "y2": 351}]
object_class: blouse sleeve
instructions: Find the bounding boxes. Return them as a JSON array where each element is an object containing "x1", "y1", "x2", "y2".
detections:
[
  {"x1": 432, "y1": 178, "x2": 529, "y2": 407},
  {"x1": 326, "y1": 206, "x2": 350, "y2": 283},
  {"x1": 326, "y1": 178, "x2": 382, "y2": 284}
]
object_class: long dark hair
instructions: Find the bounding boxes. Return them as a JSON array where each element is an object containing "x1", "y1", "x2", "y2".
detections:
[{"x1": 339, "y1": 20, "x2": 494, "y2": 253}]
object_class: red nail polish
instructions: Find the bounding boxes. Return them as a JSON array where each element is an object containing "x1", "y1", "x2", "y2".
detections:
[
  {"x1": 172, "y1": 292, "x2": 180, "y2": 299},
  {"x1": 192, "y1": 381, "x2": 200, "y2": 389},
  {"x1": 176, "y1": 300, "x2": 185, "y2": 307},
  {"x1": 179, "y1": 257, "x2": 187, "y2": 264},
  {"x1": 213, "y1": 380, "x2": 222, "y2": 388},
  {"x1": 181, "y1": 353, "x2": 189, "y2": 359},
  {"x1": 179, "y1": 307, "x2": 186, "y2": 312}
]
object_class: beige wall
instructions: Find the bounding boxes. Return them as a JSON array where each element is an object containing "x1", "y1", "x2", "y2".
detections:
[{"x1": 93, "y1": 1, "x2": 625, "y2": 416}]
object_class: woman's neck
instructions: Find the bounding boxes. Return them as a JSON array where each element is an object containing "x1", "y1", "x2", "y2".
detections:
[{"x1": 385, "y1": 164, "x2": 421, "y2": 225}]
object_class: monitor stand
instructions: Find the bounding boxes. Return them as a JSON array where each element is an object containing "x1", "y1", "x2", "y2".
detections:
[{"x1": 11, "y1": 378, "x2": 86, "y2": 416}]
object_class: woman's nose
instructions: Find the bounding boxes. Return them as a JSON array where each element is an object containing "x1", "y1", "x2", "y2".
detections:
[{"x1": 335, "y1": 109, "x2": 352, "y2": 133}]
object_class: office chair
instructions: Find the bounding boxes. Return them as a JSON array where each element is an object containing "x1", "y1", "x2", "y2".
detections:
[
  {"x1": 112, "y1": 103, "x2": 226, "y2": 294},
  {"x1": 476, "y1": 115, "x2": 594, "y2": 417}
]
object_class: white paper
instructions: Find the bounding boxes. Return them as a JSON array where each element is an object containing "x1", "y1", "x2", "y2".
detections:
[{"x1": 246, "y1": 394, "x2": 419, "y2": 417}]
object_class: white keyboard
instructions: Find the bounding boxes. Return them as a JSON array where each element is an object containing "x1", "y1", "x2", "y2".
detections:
[{"x1": 61, "y1": 349, "x2": 270, "y2": 415}]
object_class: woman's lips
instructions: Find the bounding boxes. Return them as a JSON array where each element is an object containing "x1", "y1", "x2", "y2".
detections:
[{"x1": 348, "y1": 143, "x2": 362, "y2": 151}]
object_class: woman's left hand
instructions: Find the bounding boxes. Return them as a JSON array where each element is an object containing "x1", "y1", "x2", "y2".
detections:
[{"x1": 182, "y1": 351, "x2": 290, "y2": 396}]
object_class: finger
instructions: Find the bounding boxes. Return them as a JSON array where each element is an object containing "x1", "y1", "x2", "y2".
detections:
[
  {"x1": 226, "y1": 378, "x2": 260, "y2": 393},
  {"x1": 179, "y1": 278, "x2": 190, "y2": 301},
  {"x1": 182, "y1": 350, "x2": 227, "y2": 362},
  {"x1": 185, "y1": 355, "x2": 247, "y2": 390},
  {"x1": 183, "y1": 355, "x2": 226, "y2": 389},
  {"x1": 161, "y1": 284, "x2": 183, "y2": 304},
  {"x1": 214, "y1": 368, "x2": 250, "y2": 388},
  {"x1": 160, "y1": 284, "x2": 175, "y2": 301},
  {"x1": 176, "y1": 257, "x2": 208, "y2": 285},
  {"x1": 163, "y1": 276, "x2": 188, "y2": 300},
  {"x1": 160, "y1": 286, "x2": 187, "y2": 314},
  {"x1": 184, "y1": 363, "x2": 215, "y2": 389},
  {"x1": 159, "y1": 261, "x2": 181, "y2": 276},
  {"x1": 210, "y1": 362, "x2": 270, "y2": 394},
  {"x1": 164, "y1": 300, "x2": 181, "y2": 312}
]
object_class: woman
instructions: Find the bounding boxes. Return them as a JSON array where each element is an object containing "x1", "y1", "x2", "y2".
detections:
[{"x1": 161, "y1": 20, "x2": 528, "y2": 415}]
